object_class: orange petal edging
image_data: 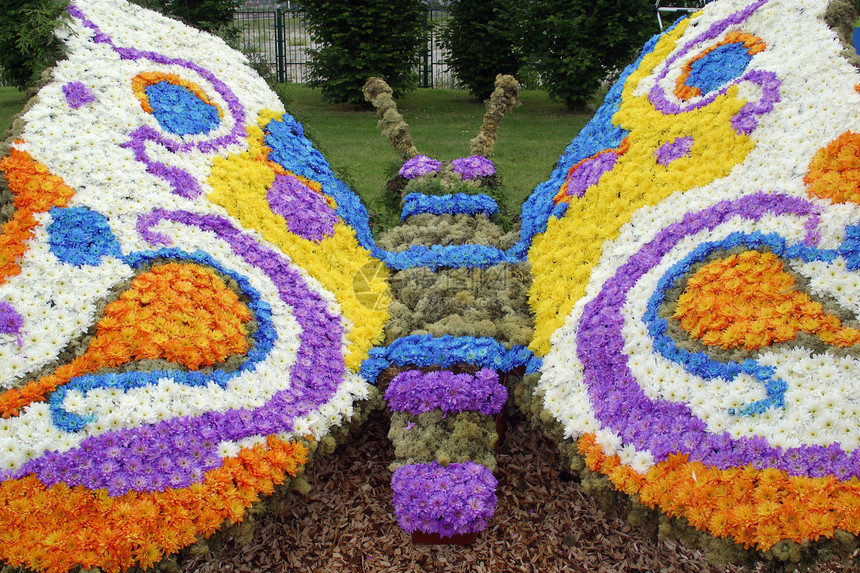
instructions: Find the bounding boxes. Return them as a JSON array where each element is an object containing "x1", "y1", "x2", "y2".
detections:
[
  {"x1": 578, "y1": 433, "x2": 860, "y2": 551},
  {"x1": 0, "y1": 436, "x2": 307, "y2": 573},
  {"x1": 0, "y1": 146, "x2": 76, "y2": 285}
]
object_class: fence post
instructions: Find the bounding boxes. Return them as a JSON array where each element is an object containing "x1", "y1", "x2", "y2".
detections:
[
  {"x1": 275, "y1": 9, "x2": 286, "y2": 83},
  {"x1": 422, "y1": 43, "x2": 431, "y2": 88}
]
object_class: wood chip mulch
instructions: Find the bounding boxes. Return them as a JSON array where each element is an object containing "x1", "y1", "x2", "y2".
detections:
[{"x1": 184, "y1": 412, "x2": 859, "y2": 573}]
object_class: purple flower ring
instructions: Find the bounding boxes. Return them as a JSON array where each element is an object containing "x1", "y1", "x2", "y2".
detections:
[
  {"x1": 451, "y1": 155, "x2": 496, "y2": 180},
  {"x1": 644, "y1": 0, "x2": 781, "y2": 134},
  {"x1": 399, "y1": 155, "x2": 442, "y2": 179},
  {"x1": 68, "y1": 3, "x2": 249, "y2": 199},
  {"x1": 385, "y1": 368, "x2": 507, "y2": 416}
]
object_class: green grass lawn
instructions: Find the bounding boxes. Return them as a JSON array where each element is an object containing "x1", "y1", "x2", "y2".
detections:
[
  {"x1": 0, "y1": 87, "x2": 27, "y2": 137},
  {"x1": 0, "y1": 84, "x2": 590, "y2": 226}
]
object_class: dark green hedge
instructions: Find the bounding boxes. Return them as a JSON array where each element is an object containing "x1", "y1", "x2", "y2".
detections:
[
  {"x1": 293, "y1": 0, "x2": 429, "y2": 106},
  {"x1": 0, "y1": 0, "x2": 68, "y2": 90},
  {"x1": 518, "y1": 0, "x2": 659, "y2": 111},
  {"x1": 441, "y1": 0, "x2": 522, "y2": 100},
  {"x1": 0, "y1": 0, "x2": 242, "y2": 91},
  {"x1": 131, "y1": 0, "x2": 242, "y2": 34}
]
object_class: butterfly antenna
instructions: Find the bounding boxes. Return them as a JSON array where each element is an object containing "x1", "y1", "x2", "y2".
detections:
[
  {"x1": 470, "y1": 74, "x2": 519, "y2": 158},
  {"x1": 363, "y1": 77, "x2": 420, "y2": 161}
]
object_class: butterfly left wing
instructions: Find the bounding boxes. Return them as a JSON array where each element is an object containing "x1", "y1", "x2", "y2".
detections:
[{"x1": 0, "y1": 1, "x2": 388, "y2": 570}]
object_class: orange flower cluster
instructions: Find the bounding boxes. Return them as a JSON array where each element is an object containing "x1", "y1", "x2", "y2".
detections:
[
  {"x1": 805, "y1": 131, "x2": 860, "y2": 205},
  {"x1": 674, "y1": 32, "x2": 766, "y2": 101},
  {"x1": 579, "y1": 433, "x2": 860, "y2": 550},
  {"x1": 674, "y1": 250, "x2": 860, "y2": 350},
  {"x1": 0, "y1": 262, "x2": 252, "y2": 418},
  {"x1": 101, "y1": 262, "x2": 252, "y2": 368},
  {"x1": 0, "y1": 436, "x2": 307, "y2": 573},
  {"x1": 0, "y1": 146, "x2": 75, "y2": 283}
]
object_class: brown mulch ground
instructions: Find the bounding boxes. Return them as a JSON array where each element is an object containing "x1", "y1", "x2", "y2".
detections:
[{"x1": 184, "y1": 412, "x2": 860, "y2": 573}]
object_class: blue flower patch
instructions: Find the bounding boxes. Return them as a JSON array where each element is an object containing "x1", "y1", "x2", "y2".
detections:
[
  {"x1": 48, "y1": 207, "x2": 123, "y2": 267},
  {"x1": 145, "y1": 81, "x2": 220, "y2": 135},
  {"x1": 686, "y1": 42, "x2": 753, "y2": 95}
]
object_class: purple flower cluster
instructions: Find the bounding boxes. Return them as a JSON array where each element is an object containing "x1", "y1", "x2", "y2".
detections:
[
  {"x1": 450, "y1": 156, "x2": 495, "y2": 180},
  {"x1": 267, "y1": 173, "x2": 337, "y2": 242},
  {"x1": 399, "y1": 155, "x2": 442, "y2": 179},
  {"x1": 0, "y1": 302, "x2": 22, "y2": 346},
  {"x1": 562, "y1": 150, "x2": 622, "y2": 199},
  {"x1": 391, "y1": 461, "x2": 497, "y2": 536},
  {"x1": 654, "y1": 136, "x2": 694, "y2": 166},
  {"x1": 62, "y1": 81, "x2": 96, "y2": 108},
  {"x1": 577, "y1": 192, "x2": 860, "y2": 479},
  {"x1": 385, "y1": 368, "x2": 506, "y2": 416}
]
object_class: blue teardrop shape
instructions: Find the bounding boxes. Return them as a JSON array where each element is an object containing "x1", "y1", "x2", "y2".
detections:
[
  {"x1": 48, "y1": 206, "x2": 123, "y2": 267},
  {"x1": 144, "y1": 81, "x2": 220, "y2": 135},
  {"x1": 686, "y1": 42, "x2": 753, "y2": 95}
]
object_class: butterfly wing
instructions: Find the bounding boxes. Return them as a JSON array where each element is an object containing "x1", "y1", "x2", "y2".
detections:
[
  {"x1": 524, "y1": 0, "x2": 860, "y2": 555},
  {"x1": 0, "y1": 1, "x2": 388, "y2": 570}
]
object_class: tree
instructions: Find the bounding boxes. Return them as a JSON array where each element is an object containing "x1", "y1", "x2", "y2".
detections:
[
  {"x1": 293, "y1": 0, "x2": 429, "y2": 106},
  {"x1": 0, "y1": 0, "x2": 68, "y2": 90},
  {"x1": 441, "y1": 0, "x2": 522, "y2": 100},
  {"x1": 0, "y1": 0, "x2": 242, "y2": 91},
  {"x1": 518, "y1": 0, "x2": 659, "y2": 111}
]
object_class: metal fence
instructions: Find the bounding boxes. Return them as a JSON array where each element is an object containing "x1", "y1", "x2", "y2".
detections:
[{"x1": 234, "y1": 7, "x2": 456, "y2": 88}]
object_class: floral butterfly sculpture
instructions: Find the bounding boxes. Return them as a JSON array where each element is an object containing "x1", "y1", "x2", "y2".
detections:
[{"x1": 3, "y1": 0, "x2": 860, "y2": 570}]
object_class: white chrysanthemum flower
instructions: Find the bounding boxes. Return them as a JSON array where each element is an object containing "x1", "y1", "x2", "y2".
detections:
[
  {"x1": 595, "y1": 429, "x2": 623, "y2": 456},
  {"x1": 217, "y1": 441, "x2": 241, "y2": 459}
]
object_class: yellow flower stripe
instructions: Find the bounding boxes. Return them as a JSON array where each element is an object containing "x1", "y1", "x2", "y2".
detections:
[
  {"x1": 527, "y1": 19, "x2": 755, "y2": 357},
  {"x1": 207, "y1": 110, "x2": 390, "y2": 371}
]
